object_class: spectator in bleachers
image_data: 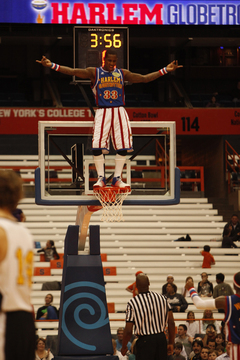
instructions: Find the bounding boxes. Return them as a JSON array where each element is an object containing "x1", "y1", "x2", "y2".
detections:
[
  {"x1": 182, "y1": 277, "x2": 194, "y2": 297},
  {"x1": 215, "y1": 341, "x2": 231, "y2": 359},
  {"x1": 206, "y1": 95, "x2": 220, "y2": 108},
  {"x1": 126, "y1": 271, "x2": 143, "y2": 297},
  {"x1": 197, "y1": 273, "x2": 213, "y2": 297},
  {"x1": 215, "y1": 345, "x2": 224, "y2": 356},
  {"x1": 221, "y1": 226, "x2": 238, "y2": 248},
  {"x1": 166, "y1": 283, "x2": 188, "y2": 312},
  {"x1": 175, "y1": 324, "x2": 193, "y2": 359},
  {"x1": 199, "y1": 347, "x2": 209, "y2": 360},
  {"x1": 213, "y1": 273, "x2": 234, "y2": 298},
  {"x1": 173, "y1": 342, "x2": 186, "y2": 360},
  {"x1": 37, "y1": 240, "x2": 60, "y2": 262},
  {"x1": 208, "y1": 349, "x2": 218, "y2": 360},
  {"x1": 200, "y1": 245, "x2": 215, "y2": 269},
  {"x1": 223, "y1": 214, "x2": 240, "y2": 240},
  {"x1": 36, "y1": 294, "x2": 58, "y2": 320},
  {"x1": 116, "y1": 327, "x2": 131, "y2": 352},
  {"x1": 200, "y1": 313, "x2": 220, "y2": 334},
  {"x1": 162, "y1": 274, "x2": 177, "y2": 296},
  {"x1": 185, "y1": 311, "x2": 199, "y2": 339},
  {"x1": 215, "y1": 334, "x2": 225, "y2": 350},
  {"x1": 112, "y1": 338, "x2": 128, "y2": 360},
  {"x1": 207, "y1": 338, "x2": 216, "y2": 350},
  {"x1": 35, "y1": 338, "x2": 54, "y2": 360},
  {"x1": 213, "y1": 273, "x2": 234, "y2": 314},
  {"x1": 189, "y1": 339, "x2": 203, "y2": 360},
  {"x1": 12, "y1": 207, "x2": 26, "y2": 222}
]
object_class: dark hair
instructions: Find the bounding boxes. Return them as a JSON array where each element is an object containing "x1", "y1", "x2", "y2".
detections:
[
  {"x1": 206, "y1": 323, "x2": 216, "y2": 331},
  {"x1": 49, "y1": 240, "x2": 54, "y2": 247},
  {"x1": 216, "y1": 345, "x2": 224, "y2": 352},
  {"x1": 234, "y1": 272, "x2": 240, "y2": 287},
  {"x1": 204, "y1": 245, "x2": 210, "y2": 252},
  {"x1": 231, "y1": 214, "x2": 238, "y2": 218},
  {"x1": 207, "y1": 339, "x2": 216, "y2": 345},
  {"x1": 216, "y1": 273, "x2": 225, "y2": 282},
  {"x1": 178, "y1": 324, "x2": 187, "y2": 331},
  {"x1": 174, "y1": 342, "x2": 183, "y2": 350},
  {"x1": 186, "y1": 311, "x2": 195, "y2": 321},
  {"x1": 0, "y1": 170, "x2": 23, "y2": 211},
  {"x1": 209, "y1": 349, "x2": 218, "y2": 356},
  {"x1": 192, "y1": 339, "x2": 203, "y2": 348},
  {"x1": 105, "y1": 49, "x2": 118, "y2": 58}
]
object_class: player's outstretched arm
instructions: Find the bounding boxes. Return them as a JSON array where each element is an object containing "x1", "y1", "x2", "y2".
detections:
[
  {"x1": 36, "y1": 56, "x2": 95, "y2": 82},
  {"x1": 123, "y1": 60, "x2": 182, "y2": 84},
  {"x1": 185, "y1": 279, "x2": 226, "y2": 311}
]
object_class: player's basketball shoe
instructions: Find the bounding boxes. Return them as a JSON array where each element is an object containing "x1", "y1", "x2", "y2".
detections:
[
  {"x1": 112, "y1": 176, "x2": 131, "y2": 190},
  {"x1": 93, "y1": 176, "x2": 106, "y2": 189}
]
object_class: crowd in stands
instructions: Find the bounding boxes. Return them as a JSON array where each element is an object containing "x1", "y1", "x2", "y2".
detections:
[{"x1": 33, "y1": 214, "x2": 239, "y2": 359}]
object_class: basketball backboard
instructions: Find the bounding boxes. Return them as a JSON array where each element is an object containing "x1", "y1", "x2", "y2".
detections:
[{"x1": 35, "y1": 121, "x2": 180, "y2": 206}]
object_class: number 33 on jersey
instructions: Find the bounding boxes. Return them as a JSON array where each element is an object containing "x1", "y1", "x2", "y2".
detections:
[{"x1": 92, "y1": 68, "x2": 125, "y2": 107}]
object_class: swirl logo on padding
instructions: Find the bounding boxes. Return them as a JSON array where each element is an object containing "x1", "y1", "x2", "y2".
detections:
[{"x1": 62, "y1": 281, "x2": 109, "y2": 351}]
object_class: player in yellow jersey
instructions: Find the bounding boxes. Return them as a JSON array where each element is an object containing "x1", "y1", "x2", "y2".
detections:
[{"x1": 0, "y1": 170, "x2": 35, "y2": 360}]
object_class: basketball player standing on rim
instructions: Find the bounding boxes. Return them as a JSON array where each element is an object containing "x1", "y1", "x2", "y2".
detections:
[
  {"x1": 0, "y1": 170, "x2": 35, "y2": 360},
  {"x1": 185, "y1": 272, "x2": 240, "y2": 360},
  {"x1": 37, "y1": 50, "x2": 182, "y2": 189}
]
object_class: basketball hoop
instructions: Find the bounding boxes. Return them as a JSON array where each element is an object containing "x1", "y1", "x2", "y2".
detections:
[{"x1": 93, "y1": 186, "x2": 131, "y2": 222}]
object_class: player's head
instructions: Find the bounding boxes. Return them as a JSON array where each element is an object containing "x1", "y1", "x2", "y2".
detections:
[
  {"x1": 203, "y1": 245, "x2": 210, "y2": 252},
  {"x1": 135, "y1": 270, "x2": 143, "y2": 277},
  {"x1": 0, "y1": 170, "x2": 23, "y2": 211},
  {"x1": 103, "y1": 49, "x2": 118, "y2": 72},
  {"x1": 233, "y1": 272, "x2": 240, "y2": 292}
]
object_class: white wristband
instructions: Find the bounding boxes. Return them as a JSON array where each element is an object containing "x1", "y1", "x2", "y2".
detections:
[{"x1": 189, "y1": 288, "x2": 216, "y2": 310}]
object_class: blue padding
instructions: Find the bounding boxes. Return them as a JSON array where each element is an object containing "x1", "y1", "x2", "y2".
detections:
[{"x1": 35, "y1": 167, "x2": 180, "y2": 206}]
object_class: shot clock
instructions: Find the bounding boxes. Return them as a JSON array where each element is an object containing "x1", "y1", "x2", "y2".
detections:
[{"x1": 73, "y1": 26, "x2": 129, "y2": 83}]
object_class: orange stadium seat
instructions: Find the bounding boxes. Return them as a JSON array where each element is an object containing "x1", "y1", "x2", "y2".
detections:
[
  {"x1": 50, "y1": 259, "x2": 64, "y2": 269},
  {"x1": 34, "y1": 267, "x2": 51, "y2": 276},
  {"x1": 103, "y1": 267, "x2": 116, "y2": 276}
]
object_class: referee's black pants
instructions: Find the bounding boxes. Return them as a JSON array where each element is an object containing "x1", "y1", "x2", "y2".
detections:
[{"x1": 136, "y1": 332, "x2": 167, "y2": 360}]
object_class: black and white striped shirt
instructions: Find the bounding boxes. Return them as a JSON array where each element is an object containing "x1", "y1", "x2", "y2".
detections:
[{"x1": 125, "y1": 291, "x2": 171, "y2": 336}]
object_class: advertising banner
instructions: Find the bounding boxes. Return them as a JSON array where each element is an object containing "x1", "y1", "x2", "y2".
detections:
[
  {"x1": 0, "y1": 107, "x2": 240, "y2": 135},
  {"x1": 1, "y1": 0, "x2": 240, "y2": 25}
]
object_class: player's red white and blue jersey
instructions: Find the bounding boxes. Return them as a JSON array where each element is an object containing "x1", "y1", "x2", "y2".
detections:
[
  {"x1": 225, "y1": 294, "x2": 240, "y2": 359},
  {"x1": 91, "y1": 67, "x2": 125, "y2": 107}
]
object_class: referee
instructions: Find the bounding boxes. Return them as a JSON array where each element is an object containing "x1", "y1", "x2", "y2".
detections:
[{"x1": 121, "y1": 273, "x2": 175, "y2": 359}]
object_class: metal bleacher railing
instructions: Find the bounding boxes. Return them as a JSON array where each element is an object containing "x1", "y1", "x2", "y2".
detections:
[{"x1": 0, "y1": 155, "x2": 205, "y2": 192}]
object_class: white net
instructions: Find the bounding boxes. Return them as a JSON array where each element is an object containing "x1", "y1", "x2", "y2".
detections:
[{"x1": 93, "y1": 187, "x2": 131, "y2": 222}]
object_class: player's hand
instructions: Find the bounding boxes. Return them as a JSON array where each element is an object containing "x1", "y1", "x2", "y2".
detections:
[
  {"x1": 185, "y1": 279, "x2": 194, "y2": 290},
  {"x1": 166, "y1": 60, "x2": 183, "y2": 72},
  {"x1": 121, "y1": 346, "x2": 128, "y2": 356},
  {"x1": 36, "y1": 55, "x2": 52, "y2": 67}
]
